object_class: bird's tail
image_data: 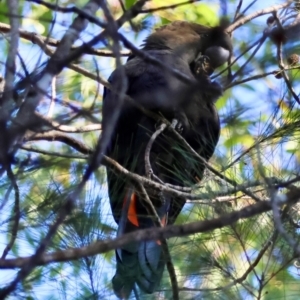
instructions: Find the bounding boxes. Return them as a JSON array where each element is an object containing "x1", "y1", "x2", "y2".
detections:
[{"x1": 112, "y1": 188, "x2": 169, "y2": 299}]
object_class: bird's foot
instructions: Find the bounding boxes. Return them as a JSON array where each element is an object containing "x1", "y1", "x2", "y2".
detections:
[
  {"x1": 171, "y1": 111, "x2": 189, "y2": 134},
  {"x1": 193, "y1": 55, "x2": 214, "y2": 78},
  {"x1": 171, "y1": 119, "x2": 183, "y2": 133}
]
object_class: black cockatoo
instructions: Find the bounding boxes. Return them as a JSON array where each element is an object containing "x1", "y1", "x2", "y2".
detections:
[{"x1": 102, "y1": 21, "x2": 232, "y2": 299}]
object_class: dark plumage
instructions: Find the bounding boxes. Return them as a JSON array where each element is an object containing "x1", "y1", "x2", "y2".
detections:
[{"x1": 102, "y1": 21, "x2": 232, "y2": 299}]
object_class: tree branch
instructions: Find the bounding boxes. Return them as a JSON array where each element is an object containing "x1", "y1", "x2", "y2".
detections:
[{"x1": 4, "y1": 194, "x2": 300, "y2": 270}]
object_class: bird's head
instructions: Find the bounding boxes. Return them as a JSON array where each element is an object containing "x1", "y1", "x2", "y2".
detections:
[
  {"x1": 197, "y1": 25, "x2": 232, "y2": 69},
  {"x1": 143, "y1": 21, "x2": 232, "y2": 69}
]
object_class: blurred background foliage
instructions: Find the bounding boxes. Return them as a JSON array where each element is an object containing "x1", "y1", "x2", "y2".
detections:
[{"x1": 0, "y1": 0, "x2": 300, "y2": 299}]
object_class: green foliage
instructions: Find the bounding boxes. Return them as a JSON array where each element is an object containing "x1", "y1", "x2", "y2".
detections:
[
  {"x1": 125, "y1": 0, "x2": 136, "y2": 10},
  {"x1": 150, "y1": 1, "x2": 219, "y2": 25},
  {"x1": 0, "y1": 2, "x2": 9, "y2": 24}
]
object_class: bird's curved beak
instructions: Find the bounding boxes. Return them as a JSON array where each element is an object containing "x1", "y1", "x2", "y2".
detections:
[{"x1": 204, "y1": 46, "x2": 230, "y2": 68}]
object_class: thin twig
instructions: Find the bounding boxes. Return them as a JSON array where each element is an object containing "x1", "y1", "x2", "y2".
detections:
[
  {"x1": 0, "y1": 1, "x2": 106, "y2": 296},
  {"x1": 271, "y1": 187, "x2": 300, "y2": 256},
  {"x1": 228, "y1": 32, "x2": 268, "y2": 83},
  {"x1": 27, "y1": 0, "x2": 106, "y2": 27},
  {"x1": 233, "y1": 0, "x2": 244, "y2": 21},
  {"x1": 1, "y1": 166, "x2": 20, "y2": 259},
  {"x1": 21, "y1": 145, "x2": 87, "y2": 159},
  {"x1": 33, "y1": 112, "x2": 102, "y2": 132},
  {"x1": 24, "y1": 130, "x2": 266, "y2": 202},
  {"x1": 227, "y1": 1, "x2": 293, "y2": 33},
  {"x1": 239, "y1": 0, "x2": 257, "y2": 18},
  {"x1": 25, "y1": 131, "x2": 93, "y2": 154},
  {"x1": 274, "y1": 13, "x2": 300, "y2": 105},
  {"x1": 138, "y1": 183, "x2": 179, "y2": 300},
  {"x1": 0, "y1": 21, "x2": 130, "y2": 57},
  {"x1": 47, "y1": 76, "x2": 56, "y2": 117},
  {"x1": 140, "y1": 0, "x2": 200, "y2": 13},
  {"x1": 0, "y1": 0, "x2": 19, "y2": 120},
  {"x1": 168, "y1": 125, "x2": 262, "y2": 202},
  {"x1": 179, "y1": 231, "x2": 278, "y2": 292},
  {"x1": 145, "y1": 123, "x2": 167, "y2": 179}
]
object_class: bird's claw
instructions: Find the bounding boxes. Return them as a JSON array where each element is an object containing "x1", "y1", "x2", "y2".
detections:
[
  {"x1": 171, "y1": 119, "x2": 184, "y2": 133},
  {"x1": 193, "y1": 55, "x2": 215, "y2": 77},
  {"x1": 171, "y1": 110, "x2": 189, "y2": 134}
]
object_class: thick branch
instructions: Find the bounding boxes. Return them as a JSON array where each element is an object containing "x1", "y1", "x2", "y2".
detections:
[{"x1": 0, "y1": 198, "x2": 280, "y2": 269}]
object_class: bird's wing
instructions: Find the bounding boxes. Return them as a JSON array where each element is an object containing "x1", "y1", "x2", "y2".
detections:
[{"x1": 103, "y1": 50, "x2": 194, "y2": 223}]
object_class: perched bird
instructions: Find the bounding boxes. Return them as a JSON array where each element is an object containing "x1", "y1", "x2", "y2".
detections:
[{"x1": 102, "y1": 21, "x2": 232, "y2": 299}]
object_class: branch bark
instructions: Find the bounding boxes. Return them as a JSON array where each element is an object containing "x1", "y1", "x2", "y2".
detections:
[{"x1": 0, "y1": 197, "x2": 286, "y2": 270}]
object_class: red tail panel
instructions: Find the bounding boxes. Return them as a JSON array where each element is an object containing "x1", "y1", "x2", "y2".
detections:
[{"x1": 123, "y1": 191, "x2": 139, "y2": 227}]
